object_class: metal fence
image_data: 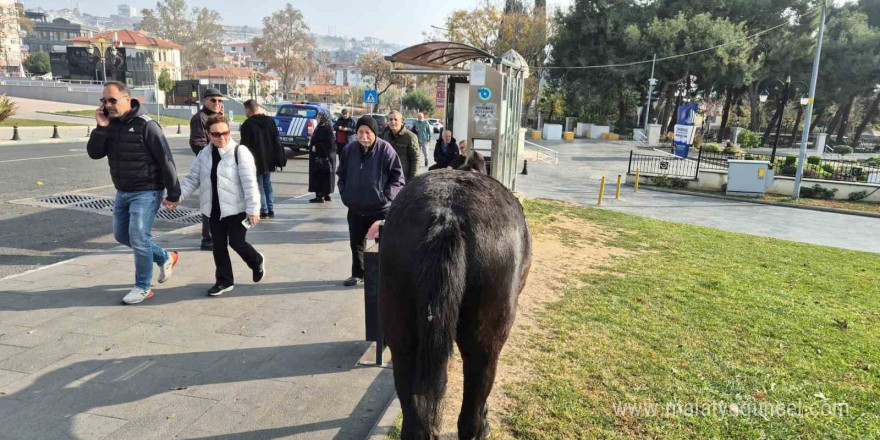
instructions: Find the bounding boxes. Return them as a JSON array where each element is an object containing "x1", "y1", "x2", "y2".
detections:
[
  {"x1": 680, "y1": 149, "x2": 880, "y2": 183},
  {"x1": 627, "y1": 149, "x2": 703, "y2": 179}
]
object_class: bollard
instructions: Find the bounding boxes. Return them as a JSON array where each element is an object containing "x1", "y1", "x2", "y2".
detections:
[
  {"x1": 177, "y1": 124, "x2": 181, "y2": 134},
  {"x1": 598, "y1": 176, "x2": 606, "y2": 205},
  {"x1": 11, "y1": 125, "x2": 20, "y2": 141},
  {"x1": 616, "y1": 175, "x2": 622, "y2": 199},
  {"x1": 520, "y1": 159, "x2": 528, "y2": 175},
  {"x1": 634, "y1": 169, "x2": 641, "y2": 192},
  {"x1": 51, "y1": 125, "x2": 60, "y2": 139}
]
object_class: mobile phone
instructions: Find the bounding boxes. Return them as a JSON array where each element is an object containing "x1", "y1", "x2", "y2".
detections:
[
  {"x1": 241, "y1": 218, "x2": 253, "y2": 229},
  {"x1": 102, "y1": 108, "x2": 109, "y2": 117}
]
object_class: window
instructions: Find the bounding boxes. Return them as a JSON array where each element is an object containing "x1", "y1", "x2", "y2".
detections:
[{"x1": 278, "y1": 106, "x2": 317, "y2": 118}]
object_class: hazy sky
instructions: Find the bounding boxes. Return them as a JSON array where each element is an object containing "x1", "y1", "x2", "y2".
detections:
[{"x1": 24, "y1": 0, "x2": 574, "y2": 44}]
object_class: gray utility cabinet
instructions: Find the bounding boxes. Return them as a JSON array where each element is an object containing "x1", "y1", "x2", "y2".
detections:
[{"x1": 727, "y1": 160, "x2": 773, "y2": 197}]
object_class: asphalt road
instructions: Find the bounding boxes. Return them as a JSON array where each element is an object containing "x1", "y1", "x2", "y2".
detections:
[{"x1": 0, "y1": 138, "x2": 312, "y2": 280}]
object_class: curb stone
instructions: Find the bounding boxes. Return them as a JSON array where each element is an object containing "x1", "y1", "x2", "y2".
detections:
[{"x1": 635, "y1": 185, "x2": 880, "y2": 220}]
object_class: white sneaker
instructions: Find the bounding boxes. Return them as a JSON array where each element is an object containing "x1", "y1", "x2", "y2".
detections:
[
  {"x1": 158, "y1": 251, "x2": 179, "y2": 284},
  {"x1": 122, "y1": 287, "x2": 154, "y2": 305}
]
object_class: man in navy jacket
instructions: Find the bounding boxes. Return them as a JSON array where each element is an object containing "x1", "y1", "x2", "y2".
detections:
[{"x1": 337, "y1": 115, "x2": 404, "y2": 286}]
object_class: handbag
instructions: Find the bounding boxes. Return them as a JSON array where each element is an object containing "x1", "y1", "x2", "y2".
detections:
[{"x1": 312, "y1": 146, "x2": 332, "y2": 174}]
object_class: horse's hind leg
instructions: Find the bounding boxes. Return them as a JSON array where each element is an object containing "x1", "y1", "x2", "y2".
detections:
[
  {"x1": 456, "y1": 312, "x2": 512, "y2": 440},
  {"x1": 392, "y1": 347, "x2": 431, "y2": 440}
]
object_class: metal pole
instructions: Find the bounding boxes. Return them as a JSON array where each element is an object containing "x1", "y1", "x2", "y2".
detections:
[
  {"x1": 794, "y1": 0, "x2": 828, "y2": 200},
  {"x1": 771, "y1": 77, "x2": 791, "y2": 164},
  {"x1": 644, "y1": 54, "x2": 656, "y2": 129}
]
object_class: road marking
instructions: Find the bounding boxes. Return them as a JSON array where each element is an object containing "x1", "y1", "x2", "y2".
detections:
[
  {"x1": 295, "y1": 193, "x2": 313, "y2": 199},
  {"x1": 0, "y1": 153, "x2": 86, "y2": 164},
  {"x1": 0, "y1": 258, "x2": 75, "y2": 282}
]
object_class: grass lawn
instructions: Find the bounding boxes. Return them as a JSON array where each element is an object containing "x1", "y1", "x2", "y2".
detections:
[
  {"x1": 491, "y1": 200, "x2": 879, "y2": 439},
  {"x1": 56, "y1": 110, "x2": 192, "y2": 126},
  {"x1": 0, "y1": 118, "x2": 80, "y2": 127}
]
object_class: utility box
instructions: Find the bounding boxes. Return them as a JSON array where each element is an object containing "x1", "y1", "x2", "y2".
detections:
[{"x1": 727, "y1": 160, "x2": 772, "y2": 197}]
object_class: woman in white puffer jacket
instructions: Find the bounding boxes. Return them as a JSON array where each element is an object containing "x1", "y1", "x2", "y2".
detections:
[{"x1": 165, "y1": 114, "x2": 266, "y2": 296}]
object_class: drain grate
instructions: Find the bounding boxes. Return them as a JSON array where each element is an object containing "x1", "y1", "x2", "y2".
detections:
[{"x1": 31, "y1": 194, "x2": 202, "y2": 225}]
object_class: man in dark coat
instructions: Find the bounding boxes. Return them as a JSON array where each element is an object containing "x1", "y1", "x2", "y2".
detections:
[
  {"x1": 430, "y1": 129, "x2": 459, "y2": 170},
  {"x1": 338, "y1": 115, "x2": 404, "y2": 286},
  {"x1": 189, "y1": 88, "x2": 224, "y2": 250},
  {"x1": 333, "y1": 108, "x2": 356, "y2": 161},
  {"x1": 241, "y1": 99, "x2": 286, "y2": 219},
  {"x1": 380, "y1": 110, "x2": 419, "y2": 181}
]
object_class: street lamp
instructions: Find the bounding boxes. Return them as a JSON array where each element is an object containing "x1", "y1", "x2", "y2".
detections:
[
  {"x1": 144, "y1": 56, "x2": 161, "y2": 123},
  {"x1": 757, "y1": 76, "x2": 809, "y2": 163},
  {"x1": 89, "y1": 36, "x2": 121, "y2": 82}
]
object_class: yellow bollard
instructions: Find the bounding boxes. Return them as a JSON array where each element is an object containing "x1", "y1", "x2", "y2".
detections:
[
  {"x1": 598, "y1": 176, "x2": 606, "y2": 205},
  {"x1": 616, "y1": 175, "x2": 622, "y2": 199},
  {"x1": 634, "y1": 169, "x2": 640, "y2": 192}
]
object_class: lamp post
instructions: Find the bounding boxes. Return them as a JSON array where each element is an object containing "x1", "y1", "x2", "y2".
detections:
[
  {"x1": 144, "y1": 56, "x2": 160, "y2": 123},
  {"x1": 758, "y1": 77, "x2": 809, "y2": 164},
  {"x1": 89, "y1": 36, "x2": 120, "y2": 82}
]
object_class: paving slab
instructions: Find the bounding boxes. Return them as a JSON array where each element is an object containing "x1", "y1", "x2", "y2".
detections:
[{"x1": 0, "y1": 195, "x2": 395, "y2": 439}]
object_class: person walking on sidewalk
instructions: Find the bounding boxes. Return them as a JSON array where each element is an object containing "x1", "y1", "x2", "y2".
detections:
[
  {"x1": 308, "y1": 110, "x2": 336, "y2": 203},
  {"x1": 87, "y1": 81, "x2": 181, "y2": 305},
  {"x1": 166, "y1": 115, "x2": 265, "y2": 296},
  {"x1": 411, "y1": 112, "x2": 433, "y2": 167},
  {"x1": 241, "y1": 99, "x2": 286, "y2": 219},
  {"x1": 381, "y1": 110, "x2": 419, "y2": 181},
  {"x1": 189, "y1": 88, "x2": 224, "y2": 251},
  {"x1": 338, "y1": 115, "x2": 404, "y2": 286},
  {"x1": 333, "y1": 108, "x2": 356, "y2": 161}
]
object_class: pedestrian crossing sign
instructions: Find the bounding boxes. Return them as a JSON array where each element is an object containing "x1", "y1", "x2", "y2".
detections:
[{"x1": 364, "y1": 90, "x2": 378, "y2": 104}]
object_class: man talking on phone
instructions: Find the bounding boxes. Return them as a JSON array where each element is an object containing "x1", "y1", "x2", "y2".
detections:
[{"x1": 87, "y1": 81, "x2": 182, "y2": 305}]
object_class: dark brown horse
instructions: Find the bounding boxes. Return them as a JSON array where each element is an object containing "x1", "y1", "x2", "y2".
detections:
[{"x1": 379, "y1": 170, "x2": 532, "y2": 440}]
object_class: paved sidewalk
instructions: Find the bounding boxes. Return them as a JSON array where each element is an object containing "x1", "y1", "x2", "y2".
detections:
[
  {"x1": 0, "y1": 195, "x2": 394, "y2": 439},
  {"x1": 518, "y1": 139, "x2": 880, "y2": 253}
]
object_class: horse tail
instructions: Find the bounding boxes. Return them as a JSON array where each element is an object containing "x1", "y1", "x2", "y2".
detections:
[{"x1": 413, "y1": 205, "x2": 467, "y2": 430}]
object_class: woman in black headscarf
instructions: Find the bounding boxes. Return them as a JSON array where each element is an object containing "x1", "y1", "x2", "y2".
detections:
[{"x1": 308, "y1": 110, "x2": 336, "y2": 203}]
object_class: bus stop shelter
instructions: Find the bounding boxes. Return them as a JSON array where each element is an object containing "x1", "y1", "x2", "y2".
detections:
[{"x1": 386, "y1": 42, "x2": 529, "y2": 190}]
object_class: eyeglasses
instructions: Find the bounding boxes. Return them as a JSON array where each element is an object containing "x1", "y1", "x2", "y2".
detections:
[
  {"x1": 100, "y1": 97, "x2": 126, "y2": 105},
  {"x1": 208, "y1": 98, "x2": 223, "y2": 103},
  {"x1": 210, "y1": 131, "x2": 231, "y2": 138}
]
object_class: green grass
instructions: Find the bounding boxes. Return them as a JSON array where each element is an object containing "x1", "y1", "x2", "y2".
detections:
[
  {"x1": 57, "y1": 110, "x2": 192, "y2": 126},
  {"x1": 0, "y1": 118, "x2": 80, "y2": 127},
  {"x1": 497, "y1": 200, "x2": 880, "y2": 439}
]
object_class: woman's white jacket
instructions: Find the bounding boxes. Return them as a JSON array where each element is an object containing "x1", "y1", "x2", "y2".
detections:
[{"x1": 179, "y1": 139, "x2": 261, "y2": 218}]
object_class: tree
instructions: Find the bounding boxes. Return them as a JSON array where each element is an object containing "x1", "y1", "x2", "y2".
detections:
[
  {"x1": 157, "y1": 68, "x2": 175, "y2": 103},
  {"x1": 357, "y1": 50, "x2": 407, "y2": 112},
  {"x1": 252, "y1": 3, "x2": 316, "y2": 99},
  {"x1": 140, "y1": 0, "x2": 224, "y2": 73},
  {"x1": 402, "y1": 91, "x2": 435, "y2": 113},
  {"x1": 23, "y1": 52, "x2": 50, "y2": 76}
]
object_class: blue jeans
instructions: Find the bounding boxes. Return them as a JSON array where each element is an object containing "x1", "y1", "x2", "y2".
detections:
[
  {"x1": 257, "y1": 173, "x2": 273, "y2": 214},
  {"x1": 113, "y1": 191, "x2": 169, "y2": 290}
]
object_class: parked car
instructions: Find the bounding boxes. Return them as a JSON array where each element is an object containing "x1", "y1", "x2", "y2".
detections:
[
  {"x1": 428, "y1": 118, "x2": 443, "y2": 133},
  {"x1": 403, "y1": 118, "x2": 417, "y2": 131},
  {"x1": 363, "y1": 113, "x2": 389, "y2": 132},
  {"x1": 273, "y1": 102, "x2": 331, "y2": 152}
]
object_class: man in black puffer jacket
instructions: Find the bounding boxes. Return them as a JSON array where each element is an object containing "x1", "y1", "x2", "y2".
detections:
[
  {"x1": 241, "y1": 99, "x2": 286, "y2": 219},
  {"x1": 87, "y1": 81, "x2": 181, "y2": 305}
]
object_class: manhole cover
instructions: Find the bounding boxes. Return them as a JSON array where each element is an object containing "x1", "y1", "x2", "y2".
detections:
[{"x1": 21, "y1": 194, "x2": 202, "y2": 225}]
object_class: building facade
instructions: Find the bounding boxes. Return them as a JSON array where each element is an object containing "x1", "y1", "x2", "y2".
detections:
[
  {"x1": 65, "y1": 29, "x2": 182, "y2": 84},
  {"x1": 0, "y1": 0, "x2": 24, "y2": 76},
  {"x1": 189, "y1": 66, "x2": 279, "y2": 100},
  {"x1": 23, "y1": 12, "x2": 97, "y2": 55}
]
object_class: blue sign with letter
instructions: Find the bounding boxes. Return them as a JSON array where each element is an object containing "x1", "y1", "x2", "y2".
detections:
[{"x1": 364, "y1": 89, "x2": 378, "y2": 104}]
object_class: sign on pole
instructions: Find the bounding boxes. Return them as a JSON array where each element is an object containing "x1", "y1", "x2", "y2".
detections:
[
  {"x1": 364, "y1": 89, "x2": 378, "y2": 105},
  {"x1": 199, "y1": 79, "x2": 209, "y2": 85}
]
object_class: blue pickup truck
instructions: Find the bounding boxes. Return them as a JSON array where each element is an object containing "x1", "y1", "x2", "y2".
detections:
[{"x1": 273, "y1": 102, "x2": 331, "y2": 152}]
